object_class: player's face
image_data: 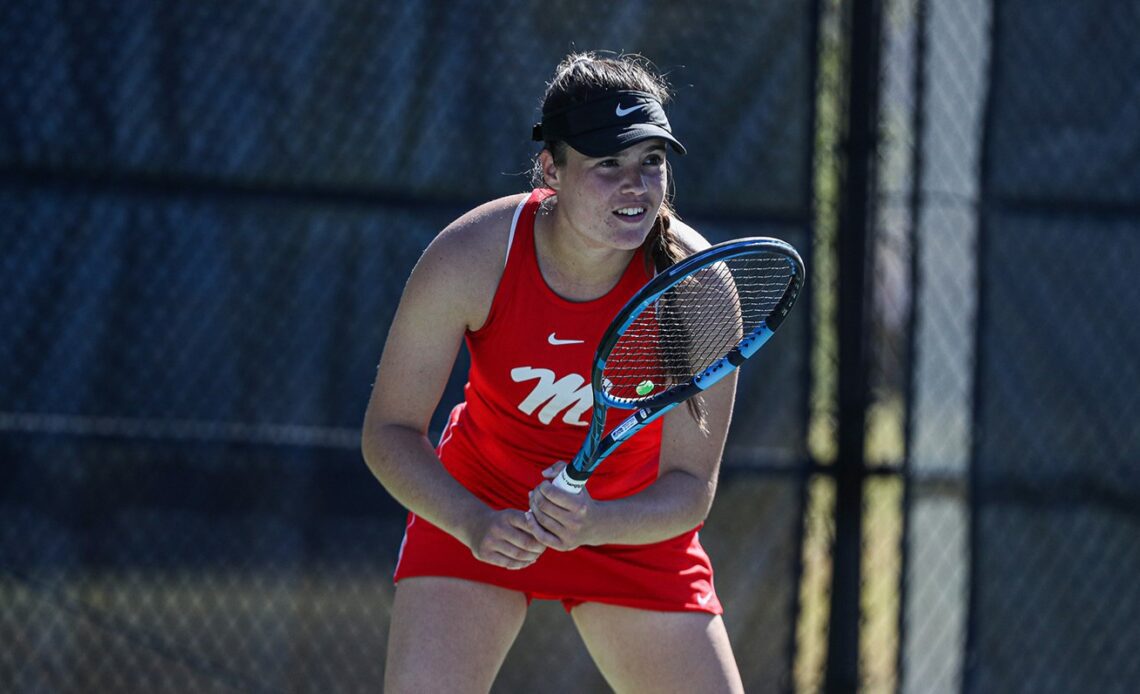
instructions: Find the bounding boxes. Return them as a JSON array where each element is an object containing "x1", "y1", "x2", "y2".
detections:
[{"x1": 547, "y1": 139, "x2": 669, "y2": 251}]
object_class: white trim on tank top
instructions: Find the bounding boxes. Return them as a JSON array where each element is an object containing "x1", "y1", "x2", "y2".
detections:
[{"x1": 505, "y1": 195, "x2": 528, "y2": 267}]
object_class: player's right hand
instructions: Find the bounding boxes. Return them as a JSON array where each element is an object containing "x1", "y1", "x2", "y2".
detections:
[{"x1": 468, "y1": 508, "x2": 546, "y2": 570}]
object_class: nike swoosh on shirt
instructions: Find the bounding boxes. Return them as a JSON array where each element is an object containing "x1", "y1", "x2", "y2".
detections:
[
  {"x1": 697, "y1": 592, "x2": 714, "y2": 606},
  {"x1": 548, "y1": 333, "x2": 585, "y2": 346},
  {"x1": 615, "y1": 102, "x2": 645, "y2": 117}
]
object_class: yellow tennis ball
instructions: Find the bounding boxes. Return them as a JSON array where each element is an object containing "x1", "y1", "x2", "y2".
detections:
[{"x1": 636, "y1": 380, "x2": 655, "y2": 396}]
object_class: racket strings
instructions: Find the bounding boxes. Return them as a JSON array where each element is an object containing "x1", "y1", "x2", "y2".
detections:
[{"x1": 603, "y1": 254, "x2": 794, "y2": 400}]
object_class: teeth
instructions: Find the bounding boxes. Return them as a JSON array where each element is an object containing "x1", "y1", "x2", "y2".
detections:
[{"x1": 616, "y1": 207, "x2": 645, "y2": 216}]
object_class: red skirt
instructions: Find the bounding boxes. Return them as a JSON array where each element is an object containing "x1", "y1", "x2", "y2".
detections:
[{"x1": 393, "y1": 512, "x2": 723, "y2": 614}]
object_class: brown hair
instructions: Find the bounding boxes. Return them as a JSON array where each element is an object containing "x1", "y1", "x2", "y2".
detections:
[{"x1": 531, "y1": 51, "x2": 687, "y2": 275}]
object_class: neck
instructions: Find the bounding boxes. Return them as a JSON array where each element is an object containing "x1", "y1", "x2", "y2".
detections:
[{"x1": 534, "y1": 203, "x2": 637, "y2": 302}]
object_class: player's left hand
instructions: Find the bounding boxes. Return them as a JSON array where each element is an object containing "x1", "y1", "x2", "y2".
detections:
[{"x1": 525, "y1": 461, "x2": 597, "y2": 551}]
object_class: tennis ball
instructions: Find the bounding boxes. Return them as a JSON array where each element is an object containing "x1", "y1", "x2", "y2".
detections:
[{"x1": 636, "y1": 380, "x2": 655, "y2": 396}]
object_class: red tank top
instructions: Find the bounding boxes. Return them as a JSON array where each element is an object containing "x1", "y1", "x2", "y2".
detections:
[{"x1": 436, "y1": 188, "x2": 664, "y2": 509}]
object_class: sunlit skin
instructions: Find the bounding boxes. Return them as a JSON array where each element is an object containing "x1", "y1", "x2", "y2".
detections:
[
  {"x1": 367, "y1": 114, "x2": 744, "y2": 691},
  {"x1": 536, "y1": 139, "x2": 669, "y2": 297}
]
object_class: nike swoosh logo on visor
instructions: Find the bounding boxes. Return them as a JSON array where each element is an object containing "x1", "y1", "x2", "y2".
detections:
[
  {"x1": 615, "y1": 103, "x2": 645, "y2": 117},
  {"x1": 548, "y1": 333, "x2": 584, "y2": 346}
]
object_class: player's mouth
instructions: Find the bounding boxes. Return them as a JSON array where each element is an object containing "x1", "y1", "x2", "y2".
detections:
[{"x1": 613, "y1": 206, "x2": 648, "y2": 222}]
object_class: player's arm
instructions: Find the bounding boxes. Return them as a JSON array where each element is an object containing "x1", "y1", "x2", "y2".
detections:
[
  {"x1": 527, "y1": 221, "x2": 738, "y2": 548},
  {"x1": 362, "y1": 195, "x2": 544, "y2": 569}
]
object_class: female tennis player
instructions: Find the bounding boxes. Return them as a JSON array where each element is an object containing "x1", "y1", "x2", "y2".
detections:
[{"x1": 362, "y1": 51, "x2": 745, "y2": 693}]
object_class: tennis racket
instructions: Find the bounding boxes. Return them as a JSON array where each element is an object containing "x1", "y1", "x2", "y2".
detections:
[{"x1": 553, "y1": 236, "x2": 805, "y2": 493}]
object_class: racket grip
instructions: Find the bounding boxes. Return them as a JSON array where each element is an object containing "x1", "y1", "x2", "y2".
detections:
[{"x1": 553, "y1": 466, "x2": 589, "y2": 494}]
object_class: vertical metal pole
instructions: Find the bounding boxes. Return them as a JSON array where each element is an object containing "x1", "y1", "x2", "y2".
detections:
[
  {"x1": 825, "y1": 0, "x2": 882, "y2": 690},
  {"x1": 897, "y1": 0, "x2": 928, "y2": 686}
]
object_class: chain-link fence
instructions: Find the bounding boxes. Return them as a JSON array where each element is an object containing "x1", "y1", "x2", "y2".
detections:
[
  {"x1": 3, "y1": 0, "x2": 1138, "y2": 692},
  {"x1": 809, "y1": 0, "x2": 1139, "y2": 691},
  {"x1": 2, "y1": 1, "x2": 815, "y2": 692},
  {"x1": 964, "y1": 1, "x2": 1140, "y2": 691},
  {"x1": 893, "y1": 0, "x2": 1140, "y2": 692}
]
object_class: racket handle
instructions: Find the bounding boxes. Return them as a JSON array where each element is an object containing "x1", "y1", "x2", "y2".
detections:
[{"x1": 553, "y1": 466, "x2": 589, "y2": 494}]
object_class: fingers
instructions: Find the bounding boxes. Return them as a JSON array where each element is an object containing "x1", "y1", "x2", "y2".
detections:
[
  {"x1": 472, "y1": 510, "x2": 546, "y2": 570},
  {"x1": 505, "y1": 511, "x2": 547, "y2": 550},
  {"x1": 541, "y1": 460, "x2": 568, "y2": 480},
  {"x1": 531, "y1": 480, "x2": 583, "y2": 517},
  {"x1": 528, "y1": 482, "x2": 590, "y2": 551},
  {"x1": 486, "y1": 547, "x2": 540, "y2": 570},
  {"x1": 500, "y1": 511, "x2": 546, "y2": 558},
  {"x1": 524, "y1": 510, "x2": 563, "y2": 547}
]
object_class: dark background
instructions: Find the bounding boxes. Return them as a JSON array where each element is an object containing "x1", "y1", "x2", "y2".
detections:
[{"x1": 2, "y1": 1, "x2": 1136, "y2": 692}]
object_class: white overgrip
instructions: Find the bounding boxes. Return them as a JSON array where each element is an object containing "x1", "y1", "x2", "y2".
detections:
[{"x1": 553, "y1": 468, "x2": 586, "y2": 494}]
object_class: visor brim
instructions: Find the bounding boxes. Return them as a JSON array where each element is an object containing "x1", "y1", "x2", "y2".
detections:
[{"x1": 564, "y1": 124, "x2": 687, "y2": 158}]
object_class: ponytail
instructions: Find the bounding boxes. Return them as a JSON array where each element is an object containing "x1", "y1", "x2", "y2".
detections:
[
  {"x1": 644, "y1": 201, "x2": 685, "y2": 274},
  {"x1": 644, "y1": 204, "x2": 709, "y2": 433}
]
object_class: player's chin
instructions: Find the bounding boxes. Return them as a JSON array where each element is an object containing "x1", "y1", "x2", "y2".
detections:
[{"x1": 607, "y1": 221, "x2": 654, "y2": 250}]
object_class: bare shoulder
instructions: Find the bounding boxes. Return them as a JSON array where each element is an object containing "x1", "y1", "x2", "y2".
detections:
[
  {"x1": 410, "y1": 193, "x2": 528, "y2": 330},
  {"x1": 428, "y1": 193, "x2": 527, "y2": 263}
]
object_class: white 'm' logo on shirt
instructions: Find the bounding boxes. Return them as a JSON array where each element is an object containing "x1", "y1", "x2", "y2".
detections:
[{"x1": 510, "y1": 366, "x2": 592, "y2": 426}]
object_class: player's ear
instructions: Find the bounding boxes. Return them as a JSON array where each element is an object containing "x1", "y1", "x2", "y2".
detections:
[{"x1": 540, "y1": 149, "x2": 560, "y2": 191}]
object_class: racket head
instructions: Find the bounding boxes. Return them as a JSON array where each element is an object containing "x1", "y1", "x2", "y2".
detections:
[{"x1": 592, "y1": 237, "x2": 805, "y2": 410}]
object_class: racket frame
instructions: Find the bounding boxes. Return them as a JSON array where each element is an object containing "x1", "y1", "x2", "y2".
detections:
[{"x1": 554, "y1": 237, "x2": 804, "y2": 492}]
